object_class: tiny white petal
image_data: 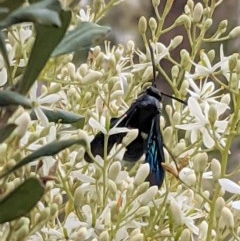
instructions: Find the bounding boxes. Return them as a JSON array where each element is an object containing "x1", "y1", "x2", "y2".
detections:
[
  {"x1": 39, "y1": 94, "x2": 61, "y2": 104},
  {"x1": 219, "y1": 178, "x2": 240, "y2": 194},
  {"x1": 35, "y1": 107, "x2": 49, "y2": 127},
  {"x1": 0, "y1": 68, "x2": 7, "y2": 86},
  {"x1": 232, "y1": 201, "x2": 240, "y2": 210},
  {"x1": 89, "y1": 117, "x2": 106, "y2": 134}
]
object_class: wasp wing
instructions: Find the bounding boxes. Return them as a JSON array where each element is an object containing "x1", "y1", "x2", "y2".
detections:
[
  {"x1": 84, "y1": 101, "x2": 143, "y2": 162},
  {"x1": 145, "y1": 114, "x2": 165, "y2": 187}
]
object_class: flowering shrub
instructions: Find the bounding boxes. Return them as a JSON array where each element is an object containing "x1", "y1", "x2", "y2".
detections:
[{"x1": 1, "y1": 0, "x2": 240, "y2": 240}]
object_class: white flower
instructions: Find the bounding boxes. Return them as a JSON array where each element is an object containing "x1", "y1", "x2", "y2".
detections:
[
  {"x1": 219, "y1": 178, "x2": 240, "y2": 194},
  {"x1": 187, "y1": 78, "x2": 228, "y2": 107},
  {"x1": 79, "y1": 7, "x2": 92, "y2": 22},
  {"x1": 176, "y1": 97, "x2": 228, "y2": 148},
  {"x1": 39, "y1": 212, "x2": 82, "y2": 240},
  {"x1": 132, "y1": 42, "x2": 169, "y2": 72},
  {"x1": 186, "y1": 49, "x2": 229, "y2": 79},
  {"x1": 219, "y1": 178, "x2": 240, "y2": 210},
  {"x1": 30, "y1": 83, "x2": 62, "y2": 126},
  {"x1": 88, "y1": 117, "x2": 130, "y2": 135}
]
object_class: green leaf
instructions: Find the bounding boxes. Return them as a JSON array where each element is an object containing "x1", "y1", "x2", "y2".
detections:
[
  {"x1": 0, "y1": 0, "x2": 62, "y2": 29},
  {"x1": 0, "y1": 123, "x2": 16, "y2": 143},
  {"x1": 0, "y1": 90, "x2": 32, "y2": 108},
  {"x1": 0, "y1": 139, "x2": 87, "y2": 178},
  {"x1": 52, "y1": 22, "x2": 111, "y2": 57},
  {"x1": 0, "y1": 178, "x2": 44, "y2": 223},
  {"x1": 0, "y1": 0, "x2": 24, "y2": 20},
  {"x1": 30, "y1": 108, "x2": 85, "y2": 128},
  {"x1": 16, "y1": 10, "x2": 71, "y2": 95}
]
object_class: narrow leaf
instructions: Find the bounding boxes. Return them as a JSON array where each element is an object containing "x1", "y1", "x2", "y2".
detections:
[
  {"x1": 30, "y1": 108, "x2": 85, "y2": 128},
  {"x1": 0, "y1": 139, "x2": 87, "y2": 178},
  {"x1": 0, "y1": 123, "x2": 16, "y2": 143},
  {"x1": 0, "y1": 0, "x2": 61, "y2": 29},
  {"x1": 0, "y1": 178, "x2": 44, "y2": 223},
  {"x1": 17, "y1": 10, "x2": 71, "y2": 95},
  {"x1": 0, "y1": 90, "x2": 32, "y2": 108},
  {"x1": 0, "y1": 0, "x2": 24, "y2": 20},
  {"x1": 52, "y1": 22, "x2": 111, "y2": 57}
]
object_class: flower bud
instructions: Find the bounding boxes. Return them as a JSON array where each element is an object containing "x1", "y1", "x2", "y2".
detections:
[
  {"x1": 149, "y1": 17, "x2": 157, "y2": 33},
  {"x1": 115, "y1": 46, "x2": 124, "y2": 62},
  {"x1": 172, "y1": 112, "x2": 181, "y2": 125},
  {"x1": 134, "y1": 182, "x2": 149, "y2": 196},
  {"x1": 175, "y1": 15, "x2": 191, "y2": 29},
  {"x1": 67, "y1": 62, "x2": 76, "y2": 79},
  {"x1": 15, "y1": 112, "x2": 31, "y2": 137},
  {"x1": 179, "y1": 167, "x2": 196, "y2": 186},
  {"x1": 207, "y1": 49, "x2": 215, "y2": 62},
  {"x1": 221, "y1": 207, "x2": 234, "y2": 229},
  {"x1": 122, "y1": 129, "x2": 138, "y2": 146},
  {"x1": 14, "y1": 224, "x2": 29, "y2": 240},
  {"x1": 171, "y1": 65, "x2": 179, "y2": 79},
  {"x1": 193, "y1": 3, "x2": 203, "y2": 23},
  {"x1": 169, "y1": 35, "x2": 183, "y2": 50},
  {"x1": 169, "y1": 199, "x2": 183, "y2": 226},
  {"x1": 126, "y1": 182, "x2": 134, "y2": 195},
  {"x1": 78, "y1": 63, "x2": 88, "y2": 76},
  {"x1": 219, "y1": 20, "x2": 228, "y2": 31},
  {"x1": 99, "y1": 231, "x2": 110, "y2": 241},
  {"x1": 110, "y1": 90, "x2": 124, "y2": 100},
  {"x1": 138, "y1": 16, "x2": 147, "y2": 34},
  {"x1": 129, "y1": 234, "x2": 144, "y2": 241},
  {"x1": 135, "y1": 206, "x2": 150, "y2": 217},
  {"x1": 194, "y1": 194, "x2": 203, "y2": 208},
  {"x1": 204, "y1": 18, "x2": 212, "y2": 30},
  {"x1": 165, "y1": 105, "x2": 172, "y2": 118},
  {"x1": 134, "y1": 163, "x2": 150, "y2": 186},
  {"x1": 179, "y1": 228, "x2": 191, "y2": 241},
  {"x1": 38, "y1": 207, "x2": 51, "y2": 222},
  {"x1": 50, "y1": 203, "x2": 58, "y2": 216},
  {"x1": 109, "y1": 161, "x2": 121, "y2": 180},
  {"x1": 80, "y1": 70, "x2": 103, "y2": 85},
  {"x1": 142, "y1": 66, "x2": 153, "y2": 81},
  {"x1": 139, "y1": 186, "x2": 158, "y2": 205},
  {"x1": 107, "y1": 179, "x2": 117, "y2": 194},
  {"x1": 211, "y1": 158, "x2": 221, "y2": 180},
  {"x1": 187, "y1": 0, "x2": 194, "y2": 11},
  {"x1": 229, "y1": 26, "x2": 240, "y2": 38},
  {"x1": 173, "y1": 140, "x2": 186, "y2": 156},
  {"x1": 199, "y1": 220, "x2": 208, "y2": 240},
  {"x1": 95, "y1": 52, "x2": 104, "y2": 67},
  {"x1": 13, "y1": 217, "x2": 30, "y2": 231},
  {"x1": 229, "y1": 73, "x2": 239, "y2": 90},
  {"x1": 163, "y1": 126, "x2": 173, "y2": 146},
  {"x1": 75, "y1": 227, "x2": 88, "y2": 239},
  {"x1": 193, "y1": 153, "x2": 208, "y2": 174},
  {"x1": 126, "y1": 40, "x2": 135, "y2": 54},
  {"x1": 229, "y1": 53, "x2": 239, "y2": 71},
  {"x1": 215, "y1": 197, "x2": 225, "y2": 218},
  {"x1": 180, "y1": 49, "x2": 190, "y2": 68},
  {"x1": 180, "y1": 79, "x2": 189, "y2": 96},
  {"x1": 208, "y1": 105, "x2": 217, "y2": 124},
  {"x1": 0, "y1": 143, "x2": 7, "y2": 157},
  {"x1": 152, "y1": 0, "x2": 160, "y2": 7}
]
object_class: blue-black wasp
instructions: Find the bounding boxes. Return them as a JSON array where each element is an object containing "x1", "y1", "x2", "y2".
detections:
[{"x1": 84, "y1": 42, "x2": 186, "y2": 187}]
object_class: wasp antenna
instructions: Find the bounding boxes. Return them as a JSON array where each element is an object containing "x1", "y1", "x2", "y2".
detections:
[
  {"x1": 147, "y1": 40, "x2": 157, "y2": 87},
  {"x1": 161, "y1": 92, "x2": 187, "y2": 105}
]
